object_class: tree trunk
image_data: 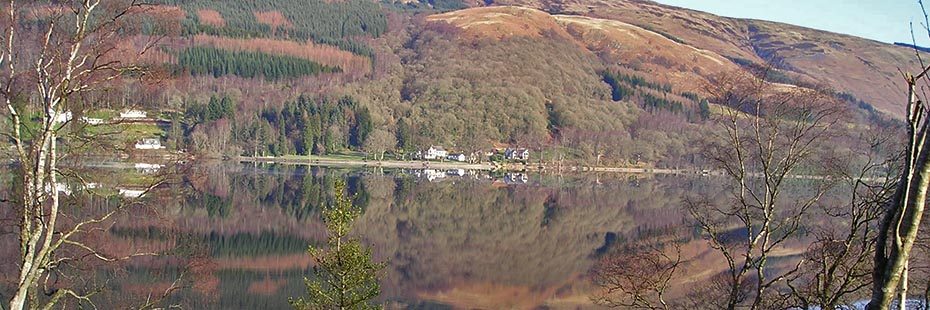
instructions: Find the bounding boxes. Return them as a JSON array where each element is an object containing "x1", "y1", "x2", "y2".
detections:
[{"x1": 867, "y1": 76, "x2": 930, "y2": 310}]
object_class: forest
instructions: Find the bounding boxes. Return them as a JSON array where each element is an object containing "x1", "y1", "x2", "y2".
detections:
[
  {"x1": 177, "y1": 46, "x2": 340, "y2": 80},
  {"x1": 155, "y1": 0, "x2": 387, "y2": 56}
]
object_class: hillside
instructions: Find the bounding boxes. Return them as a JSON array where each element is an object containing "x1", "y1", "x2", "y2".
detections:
[
  {"x1": 18, "y1": 0, "x2": 917, "y2": 167},
  {"x1": 482, "y1": 0, "x2": 920, "y2": 116}
]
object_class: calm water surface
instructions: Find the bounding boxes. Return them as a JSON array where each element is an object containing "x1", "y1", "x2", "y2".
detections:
[{"x1": 2, "y1": 162, "x2": 721, "y2": 309}]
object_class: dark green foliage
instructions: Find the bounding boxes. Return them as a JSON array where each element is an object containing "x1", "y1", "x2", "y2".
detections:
[
  {"x1": 381, "y1": 0, "x2": 467, "y2": 13},
  {"x1": 698, "y1": 99, "x2": 711, "y2": 121},
  {"x1": 177, "y1": 46, "x2": 339, "y2": 80},
  {"x1": 245, "y1": 95, "x2": 369, "y2": 156},
  {"x1": 109, "y1": 227, "x2": 314, "y2": 257},
  {"x1": 352, "y1": 107, "x2": 373, "y2": 147},
  {"x1": 289, "y1": 181, "x2": 384, "y2": 310},
  {"x1": 680, "y1": 92, "x2": 700, "y2": 102},
  {"x1": 602, "y1": 72, "x2": 635, "y2": 101},
  {"x1": 395, "y1": 119, "x2": 414, "y2": 152},
  {"x1": 186, "y1": 95, "x2": 235, "y2": 123},
  {"x1": 642, "y1": 93, "x2": 684, "y2": 113},
  {"x1": 157, "y1": 0, "x2": 386, "y2": 56},
  {"x1": 601, "y1": 71, "x2": 672, "y2": 94}
]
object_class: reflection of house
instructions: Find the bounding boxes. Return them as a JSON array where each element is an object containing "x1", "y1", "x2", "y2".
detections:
[
  {"x1": 447, "y1": 153, "x2": 467, "y2": 162},
  {"x1": 118, "y1": 188, "x2": 146, "y2": 198},
  {"x1": 505, "y1": 148, "x2": 530, "y2": 161},
  {"x1": 423, "y1": 146, "x2": 448, "y2": 160},
  {"x1": 422, "y1": 169, "x2": 446, "y2": 182},
  {"x1": 120, "y1": 109, "x2": 147, "y2": 119},
  {"x1": 134, "y1": 163, "x2": 163, "y2": 174},
  {"x1": 135, "y1": 138, "x2": 164, "y2": 150},
  {"x1": 446, "y1": 169, "x2": 466, "y2": 177},
  {"x1": 504, "y1": 173, "x2": 529, "y2": 184},
  {"x1": 81, "y1": 116, "x2": 104, "y2": 125}
]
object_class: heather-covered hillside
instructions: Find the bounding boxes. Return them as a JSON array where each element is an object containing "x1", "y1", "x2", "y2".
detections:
[{"x1": 26, "y1": 0, "x2": 916, "y2": 167}]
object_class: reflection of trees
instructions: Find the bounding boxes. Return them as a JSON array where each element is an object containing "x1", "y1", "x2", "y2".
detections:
[
  {"x1": 355, "y1": 174, "x2": 692, "y2": 301},
  {"x1": 80, "y1": 163, "x2": 704, "y2": 308}
]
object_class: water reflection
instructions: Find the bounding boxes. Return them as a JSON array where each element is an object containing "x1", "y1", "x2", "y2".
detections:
[{"x1": 1, "y1": 162, "x2": 715, "y2": 309}]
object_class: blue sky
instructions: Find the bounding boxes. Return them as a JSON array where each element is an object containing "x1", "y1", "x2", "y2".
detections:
[{"x1": 653, "y1": 0, "x2": 930, "y2": 46}]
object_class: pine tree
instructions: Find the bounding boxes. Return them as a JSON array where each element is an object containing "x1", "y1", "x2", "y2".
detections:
[
  {"x1": 289, "y1": 181, "x2": 384, "y2": 310},
  {"x1": 698, "y1": 99, "x2": 711, "y2": 120}
]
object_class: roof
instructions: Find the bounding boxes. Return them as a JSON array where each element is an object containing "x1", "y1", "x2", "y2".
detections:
[{"x1": 430, "y1": 146, "x2": 446, "y2": 151}]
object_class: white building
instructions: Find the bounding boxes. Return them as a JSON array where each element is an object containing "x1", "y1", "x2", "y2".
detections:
[
  {"x1": 120, "y1": 109, "x2": 147, "y2": 119},
  {"x1": 119, "y1": 188, "x2": 146, "y2": 198},
  {"x1": 447, "y1": 153, "x2": 467, "y2": 162},
  {"x1": 52, "y1": 111, "x2": 73, "y2": 124},
  {"x1": 135, "y1": 138, "x2": 164, "y2": 150},
  {"x1": 81, "y1": 116, "x2": 105, "y2": 125},
  {"x1": 423, "y1": 146, "x2": 448, "y2": 160}
]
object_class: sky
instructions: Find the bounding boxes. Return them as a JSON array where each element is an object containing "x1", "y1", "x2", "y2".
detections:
[{"x1": 653, "y1": 0, "x2": 930, "y2": 46}]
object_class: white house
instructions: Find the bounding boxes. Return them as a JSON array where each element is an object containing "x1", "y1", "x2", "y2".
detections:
[
  {"x1": 81, "y1": 116, "x2": 104, "y2": 125},
  {"x1": 135, "y1": 138, "x2": 164, "y2": 150},
  {"x1": 118, "y1": 188, "x2": 146, "y2": 198},
  {"x1": 120, "y1": 109, "x2": 147, "y2": 119},
  {"x1": 52, "y1": 111, "x2": 73, "y2": 124},
  {"x1": 447, "y1": 153, "x2": 467, "y2": 162},
  {"x1": 504, "y1": 148, "x2": 530, "y2": 161},
  {"x1": 423, "y1": 146, "x2": 448, "y2": 160}
]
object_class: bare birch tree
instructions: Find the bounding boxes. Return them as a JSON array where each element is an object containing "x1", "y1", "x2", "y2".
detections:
[
  {"x1": 688, "y1": 67, "x2": 843, "y2": 309},
  {"x1": 865, "y1": 2, "x2": 930, "y2": 307},
  {"x1": 0, "y1": 1, "x2": 179, "y2": 309},
  {"x1": 787, "y1": 129, "x2": 896, "y2": 309}
]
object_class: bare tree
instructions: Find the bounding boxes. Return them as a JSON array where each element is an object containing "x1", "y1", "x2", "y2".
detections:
[
  {"x1": 688, "y1": 67, "x2": 844, "y2": 309},
  {"x1": 590, "y1": 231, "x2": 685, "y2": 310},
  {"x1": 363, "y1": 128, "x2": 396, "y2": 161},
  {"x1": 866, "y1": 3, "x2": 930, "y2": 307},
  {"x1": 0, "y1": 1, "x2": 179, "y2": 309},
  {"x1": 788, "y1": 129, "x2": 896, "y2": 309}
]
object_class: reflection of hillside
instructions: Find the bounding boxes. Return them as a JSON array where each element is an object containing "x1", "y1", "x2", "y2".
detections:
[
  {"x1": 32, "y1": 163, "x2": 712, "y2": 308},
  {"x1": 355, "y1": 174, "x2": 691, "y2": 306}
]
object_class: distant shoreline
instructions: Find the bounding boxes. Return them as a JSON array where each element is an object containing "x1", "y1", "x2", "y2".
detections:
[{"x1": 236, "y1": 155, "x2": 702, "y2": 175}]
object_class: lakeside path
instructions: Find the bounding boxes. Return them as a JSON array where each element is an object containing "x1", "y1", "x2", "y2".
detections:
[{"x1": 237, "y1": 156, "x2": 700, "y2": 175}]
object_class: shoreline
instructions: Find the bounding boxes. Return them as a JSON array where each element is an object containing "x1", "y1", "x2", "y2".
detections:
[{"x1": 236, "y1": 155, "x2": 702, "y2": 175}]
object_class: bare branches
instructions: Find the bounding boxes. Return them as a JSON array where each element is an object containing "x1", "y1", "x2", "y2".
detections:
[
  {"x1": 688, "y1": 66, "x2": 845, "y2": 309},
  {"x1": 0, "y1": 1, "x2": 183, "y2": 309},
  {"x1": 591, "y1": 232, "x2": 685, "y2": 310}
]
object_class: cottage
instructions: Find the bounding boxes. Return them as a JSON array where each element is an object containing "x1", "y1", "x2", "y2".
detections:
[
  {"x1": 120, "y1": 109, "x2": 147, "y2": 119},
  {"x1": 134, "y1": 138, "x2": 164, "y2": 150},
  {"x1": 52, "y1": 111, "x2": 72, "y2": 124},
  {"x1": 504, "y1": 148, "x2": 530, "y2": 161},
  {"x1": 423, "y1": 146, "x2": 448, "y2": 160},
  {"x1": 81, "y1": 116, "x2": 104, "y2": 125},
  {"x1": 118, "y1": 188, "x2": 146, "y2": 198},
  {"x1": 447, "y1": 153, "x2": 467, "y2": 162}
]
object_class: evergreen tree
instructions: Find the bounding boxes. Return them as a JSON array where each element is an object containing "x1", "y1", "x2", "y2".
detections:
[
  {"x1": 289, "y1": 181, "x2": 384, "y2": 310},
  {"x1": 698, "y1": 99, "x2": 711, "y2": 120},
  {"x1": 352, "y1": 107, "x2": 372, "y2": 148}
]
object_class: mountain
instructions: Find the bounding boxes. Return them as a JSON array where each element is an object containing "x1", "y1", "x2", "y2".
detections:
[
  {"x1": 25, "y1": 0, "x2": 917, "y2": 166},
  {"x1": 434, "y1": 0, "x2": 920, "y2": 116}
]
